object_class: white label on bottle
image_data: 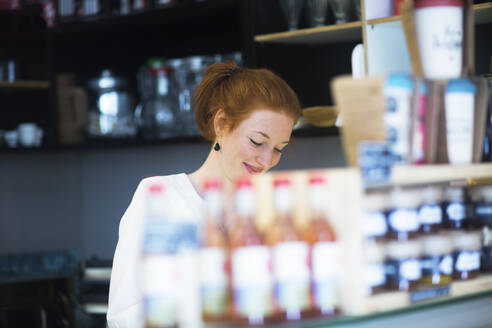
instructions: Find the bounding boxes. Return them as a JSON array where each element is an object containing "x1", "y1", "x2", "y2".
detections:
[
  {"x1": 311, "y1": 242, "x2": 340, "y2": 310},
  {"x1": 363, "y1": 211, "x2": 388, "y2": 237},
  {"x1": 312, "y1": 242, "x2": 340, "y2": 280},
  {"x1": 447, "y1": 202, "x2": 465, "y2": 221},
  {"x1": 142, "y1": 255, "x2": 178, "y2": 326},
  {"x1": 232, "y1": 246, "x2": 273, "y2": 317},
  {"x1": 445, "y1": 92, "x2": 474, "y2": 164},
  {"x1": 365, "y1": 263, "x2": 386, "y2": 288},
  {"x1": 400, "y1": 259, "x2": 422, "y2": 281},
  {"x1": 476, "y1": 205, "x2": 492, "y2": 216},
  {"x1": 273, "y1": 241, "x2": 310, "y2": 311},
  {"x1": 440, "y1": 255, "x2": 453, "y2": 275},
  {"x1": 389, "y1": 209, "x2": 419, "y2": 232},
  {"x1": 456, "y1": 251, "x2": 480, "y2": 272},
  {"x1": 419, "y1": 205, "x2": 443, "y2": 225},
  {"x1": 384, "y1": 87, "x2": 412, "y2": 163},
  {"x1": 200, "y1": 247, "x2": 227, "y2": 286}
]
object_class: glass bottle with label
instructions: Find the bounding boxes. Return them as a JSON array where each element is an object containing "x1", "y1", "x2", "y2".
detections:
[
  {"x1": 385, "y1": 239, "x2": 422, "y2": 291},
  {"x1": 450, "y1": 231, "x2": 481, "y2": 280},
  {"x1": 418, "y1": 186, "x2": 444, "y2": 234},
  {"x1": 470, "y1": 185, "x2": 492, "y2": 273},
  {"x1": 362, "y1": 191, "x2": 389, "y2": 241},
  {"x1": 200, "y1": 179, "x2": 230, "y2": 322},
  {"x1": 443, "y1": 187, "x2": 468, "y2": 230},
  {"x1": 303, "y1": 176, "x2": 339, "y2": 316},
  {"x1": 363, "y1": 242, "x2": 386, "y2": 295},
  {"x1": 141, "y1": 183, "x2": 179, "y2": 328},
  {"x1": 229, "y1": 178, "x2": 274, "y2": 325},
  {"x1": 387, "y1": 188, "x2": 421, "y2": 241},
  {"x1": 419, "y1": 234, "x2": 453, "y2": 286},
  {"x1": 265, "y1": 177, "x2": 311, "y2": 321}
]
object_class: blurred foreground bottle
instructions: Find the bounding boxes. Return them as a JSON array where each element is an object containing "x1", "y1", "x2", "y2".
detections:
[
  {"x1": 266, "y1": 177, "x2": 311, "y2": 321},
  {"x1": 229, "y1": 178, "x2": 274, "y2": 325},
  {"x1": 200, "y1": 179, "x2": 230, "y2": 322},
  {"x1": 141, "y1": 183, "x2": 202, "y2": 328},
  {"x1": 303, "y1": 176, "x2": 339, "y2": 316}
]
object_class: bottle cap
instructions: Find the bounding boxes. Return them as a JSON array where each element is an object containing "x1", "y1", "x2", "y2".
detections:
[
  {"x1": 148, "y1": 183, "x2": 164, "y2": 193},
  {"x1": 273, "y1": 177, "x2": 291, "y2": 187},
  {"x1": 204, "y1": 179, "x2": 221, "y2": 191},
  {"x1": 421, "y1": 186, "x2": 443, "y2": 204},
  {"x1": 449, "y1": 231, "x2": 482, "y2": 251},
  {"x1": 363, "y1": 192, "x2": 389, "y2": 212},
  {"x1": 236, "y1": 176, "x2": 253, "y2": 189},
  {"x1": 385, "y1": 239, "x2": 422, "y2": 259},
  {"x1": 445, "y1": 187, "x2": 463, "y2": 202},
  {"x1": 309, "y1": 175, "x2": 325, "y2": 185},
  {"x1": 446, "y1": 78, "x2": 477, "y2": 94},
  {"x1": 420, "y1": 234, "x2": 453, "y2": 255}
]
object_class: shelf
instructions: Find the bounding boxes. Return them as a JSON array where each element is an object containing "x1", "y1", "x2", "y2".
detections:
[
  {"x1": 389, "y1": 163, "x2": 492, "y2": 187},
  {"x1": 0, "y1": 80, "x2": 51, "y2": 89},
  {"x1": 55, "y1": 0, "x2": 239, "y2": 36},
  {"x1": 365, "y1": 2, "x2": 492, "y2": 26},
  {"x1": 367, "y1": 15, "x2": 401, "y2": 25},
  {"x1": 254, "y1": 21, "x2": 362, "y2": 45},
  {"x1": 473, "y1": 2, "x2": 492, "y2": 24}
]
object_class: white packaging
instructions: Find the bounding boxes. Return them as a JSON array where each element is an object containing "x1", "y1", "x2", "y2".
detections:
[{"x1": 414, "y1": 3, "x2": 463, "y2": 79}]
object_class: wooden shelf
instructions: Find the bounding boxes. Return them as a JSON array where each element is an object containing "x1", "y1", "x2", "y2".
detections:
[
  {"x1": 0, "y1": 80, "x2": 51, "y2": 89},
  {"x1": 367, "y1": 15, "x2": 401, "y2": 25},
  {"x1": 254, "y1": 21, "x2": 362, "y2": 45},
  {"x1": 389, "y1": 163, "x2": 492, "y2": 187},
  {"x1": 364, "y1": 275, "x2": 492, "y2": 315},
  {"x1": 473, "y1": 2, "x2": 492, "y2": 24}
]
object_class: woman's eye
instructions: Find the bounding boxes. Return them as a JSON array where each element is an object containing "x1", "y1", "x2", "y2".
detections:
[
  {"x1": 274, "y1": 148, "x2": 283, "y2": 154},
  {"x1": 249, "y1": 138, "x2": 261, "y2": 146}
]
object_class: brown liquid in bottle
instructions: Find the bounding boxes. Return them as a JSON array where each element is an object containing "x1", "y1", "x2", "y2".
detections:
[
  {"x1": 201, "y1": 179, "x2": 231, "y2": 323},
  {"x1": 229, "y1": 177, "x2": 276, "y2": 326},
  {"x1": 265, "y1": 177, "x2": 313, "y2": 322},
  {"x1": 303, "y1": 176, "x2": 339, "y2": 317}
]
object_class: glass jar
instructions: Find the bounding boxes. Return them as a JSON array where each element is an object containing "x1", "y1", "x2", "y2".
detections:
[
  {"x1": 469, "y1": 185, "x2": 492, "y2": 229},
  {"x1": 482, "y1": 226, "x2": 492, "y2": 273},
  {"x1": 419, "y1": 234, "x2": 453, "y2": 286},
  {"x1": 385, "y1": 239, "x2": 422, "y2": 291},
  {"x1": 418, "y1": 186, "x2": 444, "y2": 234},
  {"x1": 450, "y1": 231, "x2": 481, "y2": 280},
  {"x1": 443, "y1": 187, "x2": 468, "y2": 230},
  {"x1": 362, "y1": 192, "x2": 389, "y2": 241},
  {"x1": 387, "y1": 188, "x2": 421, "y2": 241},
  {"x1": 363, "y1": 242, "x2": 386, "y2": 295}
]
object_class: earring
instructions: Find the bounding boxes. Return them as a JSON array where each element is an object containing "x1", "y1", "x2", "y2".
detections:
[{"x1": 214, "y1": 142, "x2": 220, "y2": 151}]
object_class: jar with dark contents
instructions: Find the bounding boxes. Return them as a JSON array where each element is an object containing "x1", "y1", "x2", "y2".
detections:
[
  {"x1": 419, "y1": 234, "x2": 453, "y2": 286},
  {"x1": 469, "y1": 185, "x2": 492, "y2": 229},
  {"x1": 443, "y1": 187, "x2": 468, "y2": 230},
  {"x1": 363, "y1": 242, "x2": 386, "y2": 295},
  {"x1": 385, "y1": 240, "x2": 422, "y2": 291},
  {"x1": 482, "y1": 227, "x2": 492, "y2": 273},
  {"x1": 418, "y1": 186, "x2": 444, "y2": 234},
  {"x1": 387, "y1": 188, "x2": 421, "y2": 241},
  {"x1": 362, "y1": 192, "x2": 389, "y2": 241},
  {"x1": 450, "y1": 231, "x2": 482, "y2": 280}
]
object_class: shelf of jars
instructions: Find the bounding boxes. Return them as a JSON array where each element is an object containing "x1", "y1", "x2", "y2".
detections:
[
  {"x1": 54, "y1": 0, "x2": 240, "y2": 36},
  {"x1": 0, "y1": 80, "x2": 51, "y2": 89}
]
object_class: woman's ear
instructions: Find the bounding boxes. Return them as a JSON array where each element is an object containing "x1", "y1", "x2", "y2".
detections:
[{"x1": 213, "y1": 108, "x2": 229, "y2": 138}]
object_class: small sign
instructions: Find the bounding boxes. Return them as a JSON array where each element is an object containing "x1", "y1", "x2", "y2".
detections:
[
  {"x1": 358, "y1": 141, "x2": 395, "y2": 187},
  {"x1": 410, "y1": 286, "x2": 450, "y2": 303}
]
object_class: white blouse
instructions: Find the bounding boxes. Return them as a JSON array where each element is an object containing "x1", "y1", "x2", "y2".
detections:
[{"x1": 107, "y1": 174, "x2": 203, "y2": 328}]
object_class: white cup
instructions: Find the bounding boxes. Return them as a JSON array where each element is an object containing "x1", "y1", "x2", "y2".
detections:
[
  {"x1": 18, "y1": 123, "x2": 42, "y2": 148},
  {"x1": 414, "y1": 0, "x2": 464, "y2": 79},
  {"x1": 5, "y1": 130, "x2": 19, "y2": 148},
  {"x1": 445, "y1": 79, "x2": 476, "y2": 165}
]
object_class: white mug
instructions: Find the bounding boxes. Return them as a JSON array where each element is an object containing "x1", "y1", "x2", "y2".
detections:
[{"x1": 18, "y1": 123, "x2": 43, "y2": 148}]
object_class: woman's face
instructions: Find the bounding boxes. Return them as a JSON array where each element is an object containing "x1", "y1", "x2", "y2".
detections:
[{"x1": 217, "y1": 108, "x2": 295, "y2": 183}]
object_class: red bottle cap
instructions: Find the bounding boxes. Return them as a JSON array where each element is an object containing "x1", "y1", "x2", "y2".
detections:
[
  {"x1": 204, "y1": 179, "x2": 222, "y2": 190},
  {"x1": 414, "y1": 0, "x2": 463, "y2": 9},
  {"x1": 148, "y1": 183, "x2": 164, "y2": 193},
  {"x1": 273, "y1": 177, "x2": 290, "y2": 187},
  {"x1": 236, "y1": 176, "x2": 253, "y2": 188},
  {"x1": 309, "y1": 176, "x2": 325, "y2": 185}
]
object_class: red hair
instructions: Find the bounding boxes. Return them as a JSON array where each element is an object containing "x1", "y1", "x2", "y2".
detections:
[{"x1": 194, "y1": 62, "x2": 301, "y2": 141}]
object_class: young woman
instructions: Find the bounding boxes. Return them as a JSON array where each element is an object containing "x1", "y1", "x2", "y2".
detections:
[{"x1": 107, "y1": 61, "x2": 302, "y2": 327}]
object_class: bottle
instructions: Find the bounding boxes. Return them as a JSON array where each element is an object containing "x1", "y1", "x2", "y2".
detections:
[
  {"x1": 363, "y1": 241, "x2": 386, "y2": 295},
  {"x1": 450, "y1": 231, "x2": 481, "y2": 280},
  {"x1": 141, "y1": 183, "x2": 179, "y2": 328},
  {"x1": 140, "y1": 58, "x2": 177, "y2": 140},
  {"x1": 412, "y1": 81, "x2": 427, "y2": 165},
  {"x1": 200, "y1": 179, "x2": 230, "y2": 322},
  {"x1": 418, "y1": 186, "x2": 444, "y2": 234},
  {"x1": 266, "y1": 177, "x2": 311, "y2": 321},
  {"x1": 419, "y1": 234, "x2": 453, "y2": 286},
  {"x1": 443, "y1": 187, "x2": 468, "y2": 230},
  {"x1": 387, "y1": 188, "x2": 421, "y2": 241},
  {"x1": 362, "y1": 191, "x2": 389, "y2": 241},
  {"x1": 384, "y1": 239, "x2": 422, "y2": 291},
  {"x1": 229, "y1": 177, "x2": 274, "y2": 325},
  {"x1": 303, "y1": 176, "x2": 339, "y2": 316}
]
